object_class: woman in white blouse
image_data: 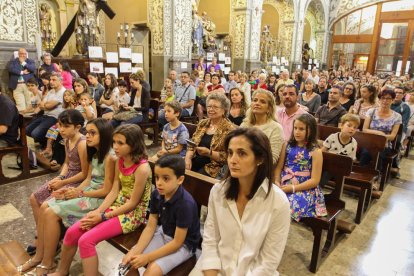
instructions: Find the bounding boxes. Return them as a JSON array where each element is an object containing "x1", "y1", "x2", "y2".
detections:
[{"x1": 190, "y1": 127, "x2": 290, "y2": 276}]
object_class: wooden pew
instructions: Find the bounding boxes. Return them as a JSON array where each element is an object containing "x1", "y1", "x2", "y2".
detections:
[
  {"x1": 138, "y1": 99, "x2": 160, "y2": 146},
  {"x1": 405, "y1": 128, "x2": 414, "y2": 157},
  {"x1": 317, "y1": 125, "x2": 387, "y2": 223},
  {"x1": 183, "y1": 122, "x2": 197, "y2": 138},
  {"x1": 107, "y1": 164, "x2": 216, "y2": 275},
  {"x1": 301, "y1": 152, "x2": 353, "y2": 273},
  {"x1": 383, "y1": 124, "x2": 403, "y2": 185}
]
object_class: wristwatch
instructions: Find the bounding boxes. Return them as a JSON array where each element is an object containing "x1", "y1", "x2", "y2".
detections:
[{"x1": 101, "y1": 212, "x2": 108, "y2": 221}]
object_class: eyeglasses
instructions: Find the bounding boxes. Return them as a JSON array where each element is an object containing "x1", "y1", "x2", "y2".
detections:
[
  {"x1": 206, "y1": 105, "x2": 222, "y2": 110},
  {"x1": 380, "y1": 97, "x2": 393, "y2": 101},
  {"x1": 85, "y1": 130, "x2": 98, "y2": 137},
  {"x1": 395, "y1": 92, "x2": 404, "y2": 95}
]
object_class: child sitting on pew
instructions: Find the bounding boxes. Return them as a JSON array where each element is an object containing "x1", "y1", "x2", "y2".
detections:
[
  {"x1": 151, "y1": 101, "x2": 189, "y2": 161},
  {"x1": 320, "y1": 113, "x2": 360, "y2": 188},
  {"x1": 121, "y1": 154, "x2": 200, "y2": 275},
  {"x1": 321, "y1": 113, "x2": 359, "y2": 160},
  {"x1": 275, "y1": 113, "x2": 327, "y2": 221}
]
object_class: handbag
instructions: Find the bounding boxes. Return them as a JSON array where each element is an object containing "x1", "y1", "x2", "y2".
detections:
[{"x1": 113, "y1": 109, "x2": 139, "y2": 121}]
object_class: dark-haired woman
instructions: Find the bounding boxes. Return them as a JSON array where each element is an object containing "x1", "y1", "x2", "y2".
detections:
[
  {"x1": 228, "y1": 87, "x2": 247, "y2": 126},
  {"x1": 87, "y1": 72, "x2": 104, "y2": 104},
  {"x1": 339, "y1": 82, "x2": 356, "y2": 111},
  {"x1": 100, "y1": 73, "x2": 119, "y2": 120},
  {"x1": 299, "y1": 79, "x2": 321, "y2": 114},
  {"x1": 275, "y1": 113, "x2": 327, "y2": 221},
  {"x1": 190, "y1": 128, "x2": 290, "y2": 275},
  {"x1": 350, "y1": 84, "x2": 378, "y2": 118},
  {"x1": 18, "y1": 118, "x2": 114, "y2": 274}
]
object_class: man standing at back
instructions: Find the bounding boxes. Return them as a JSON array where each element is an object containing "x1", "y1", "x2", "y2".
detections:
[
  {"x1": 8, "y1": 48, "x2": 36, "y2": 111},
  {"x1": 26, "y1": 72, "x2": 65, "y2": 147}
]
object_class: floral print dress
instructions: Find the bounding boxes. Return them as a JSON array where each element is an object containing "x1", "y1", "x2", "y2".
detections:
[
  {"x1": 281, "y1": 144, "x2": 327, "y2": 221},
  {"x1": 108, "y1": 158, "x2": 152, "y2": 234},
  {"x1": 48, "y1": 157, "x2": 106, "y2": 227}
]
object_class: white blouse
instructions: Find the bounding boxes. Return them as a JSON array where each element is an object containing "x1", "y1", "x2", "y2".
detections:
[{"x1": 193, "y1": 179, "x2": 290, "y2": 276}]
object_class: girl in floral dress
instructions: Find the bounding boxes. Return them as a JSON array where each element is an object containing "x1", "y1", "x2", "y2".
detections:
[
  {"x1": 19, "y1": 119, "x2": 115, "y2": 275},
  {"x1": 275, "y1": 113, "x2": 327, "y2": 221},
  {"x1": 50, "y1": 124, "x2": 152, "y2": 276}
]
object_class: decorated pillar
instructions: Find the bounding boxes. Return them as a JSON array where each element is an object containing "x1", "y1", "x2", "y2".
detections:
[
  {"x1": 231, "y1": 0, "x2": 263, "y2": 72},
  {"x1": 148, "y1": 0, "x2": 192, "y2": 91},
  {"x1": 291, "y1": 5, "x2": 305, "y2": 70},
  {"x1": 315, "y1": 30, "x2": 324, "y2": 63}
]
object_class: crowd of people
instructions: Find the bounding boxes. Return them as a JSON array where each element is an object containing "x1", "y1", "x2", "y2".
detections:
[{"x1": 1, "y1": 48, "x2": 413, "y2": 275}]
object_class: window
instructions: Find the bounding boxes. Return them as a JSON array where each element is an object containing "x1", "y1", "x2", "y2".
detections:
[{"x1": 382, "y1": 0, "x2": 414, "y2": 12}]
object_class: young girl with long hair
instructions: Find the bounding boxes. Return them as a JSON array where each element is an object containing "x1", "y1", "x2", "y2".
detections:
[
  {"x1": 50, "y1": 124, "x2": 152, "y2": 276},
  {"x1": 17, "y1": 118, "x2": 114, "y2": 274},
  {"x1": 228, "y1": 87, "x2": 247, "y2": 126},
  {"x1": 275, "y1": 113, "x2": 327, "y2": 221},
  {"x1": 25, "y1": 110, "x2": 88, "y2": 262}
]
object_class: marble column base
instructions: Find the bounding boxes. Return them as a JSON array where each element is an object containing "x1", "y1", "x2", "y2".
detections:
[
  {"x1": 246, "y1": 60, "x2": 262, "y2": 73},
  {"x1": 151, "y1": 55, "x2": 170, "y2": 91}
]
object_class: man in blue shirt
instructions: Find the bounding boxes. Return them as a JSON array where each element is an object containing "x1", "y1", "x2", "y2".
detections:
[
  {"x1": 158, "y1": 71, "x2": 196, "y2": 127},
  {"x1": 121, "y1": 154, "x2": 200, "y2": 275}
]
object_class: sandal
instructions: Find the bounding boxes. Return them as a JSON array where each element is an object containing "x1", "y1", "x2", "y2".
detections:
[
  {"x1": 35, "y1": 263, "x2": 57, "y2": 276},
  {"x1": 16, "y1": 258, "x2": 41, "y2": 273}
]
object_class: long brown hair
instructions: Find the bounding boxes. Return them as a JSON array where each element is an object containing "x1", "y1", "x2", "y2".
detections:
[{"x1": 113, "y1": 124, "x2": 147, "y2": 163}]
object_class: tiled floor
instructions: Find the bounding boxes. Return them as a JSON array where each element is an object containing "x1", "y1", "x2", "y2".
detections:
[{"x1": 1, "y1": 145, "x2": 413, "y2": 275}]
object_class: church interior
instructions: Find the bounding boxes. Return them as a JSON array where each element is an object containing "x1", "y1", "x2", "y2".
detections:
[{"x1": 0, "y1": 0, "x2": 414, "y2": 275}]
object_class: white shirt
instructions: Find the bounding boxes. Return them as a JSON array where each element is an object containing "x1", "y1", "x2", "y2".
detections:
[
  {"x1": 323, "y1": 132, "x2": 358, "y2": 160},
  {"x1": 237, "y1": 82, "x2": 251, "y2": 107},
  {"x1": 195, "y1": 179, "x2": 290, "y2": 276},
  {"x1": 44, "y1": 86, "x2": 65, "y2": 119}
]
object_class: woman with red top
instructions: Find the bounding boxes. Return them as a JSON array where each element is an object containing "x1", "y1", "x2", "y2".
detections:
[
  {"x1": 207, "y1": 74, "x2": 225, "y2": 94},
  {"x1": 253, "y1": 73, "x2": 268, "y2": 91}
]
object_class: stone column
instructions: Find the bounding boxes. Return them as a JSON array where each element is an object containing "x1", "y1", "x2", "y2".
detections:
[
  {"x1": 315, "y1": 30, "x2": 325, "y2": 65},
  {"x1": 148, "y1": 0, "x2": 192, "y2": 91},
  {"x1": 231, "y1": 0, "x2": 263, "y2": 73},
  {"x1": 290, "y1": 8, "x2": 305, "y2": 71}
]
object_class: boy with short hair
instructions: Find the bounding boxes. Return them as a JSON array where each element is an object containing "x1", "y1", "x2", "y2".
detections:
[
  {"x1": 22, "y1": 77, "x2": 42, "y2": 114},
  {"x1": 121, "y1": 154, "x2": 200, "y2": 275},
  {"x1": 322, "y1": 113, "x2": 360, "y2": 160},
  {"x1": 115, "y1": 80, "x2": 131, "y2": 111},
  {"x1": 152, "y1": 101, "x2": 189, "y2": 161}
]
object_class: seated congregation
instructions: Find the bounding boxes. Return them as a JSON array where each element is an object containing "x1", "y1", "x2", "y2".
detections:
[{"x1": 1, "y1": 49, "x2": 414, "y2": 275}]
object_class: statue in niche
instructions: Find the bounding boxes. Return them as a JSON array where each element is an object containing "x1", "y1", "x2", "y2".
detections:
[
  {"x1": 260, "y1": 25, "x2": 278, "y2": 63},
  {"x1": 75, "y1": 0, "x2": 100, "y2": 55},
  {"x1": 39, "y1": 3, "x2": 52, "y2": 33},
  {"x1": 192, "y1": 6, "x2": 204, "y2": 56},
  {"x1": 201, "y1": 12, "x2": 217, "y2": 52},
  {"x1": 302, "y1": 42, "x2": 314, "y2": 65}
]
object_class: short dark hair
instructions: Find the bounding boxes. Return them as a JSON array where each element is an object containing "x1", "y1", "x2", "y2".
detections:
[
  {"x1": 181, "y1": 71, "x2": 190, "y2": 77},
  {"x1": 331, "y1": 85, "x2": 343, "y2": 94},
  {"x1": 26, "y1": 77, "x2": 38, "y2": 85},
  {"x1": 284, "y1": 84, "x2": 298, "y2": 95},
  {"x1": 118, "y1": 80, "x2": 127, "y2": 87},
  {"x1": 223, "y1": 128, "x2": 274, "y2": 201},
  {"x1": 155, "y1": 154, "x2": 185, "y2": 178},
  {"x1": 86, "y1": 118, "x2": 113, "y2": 163},
  {"x1": 378, "y1": 89, "x2": 396, "y2": 99},
  {"x1": 40, "y1": 72, "x2": 51, "y2": 80}
]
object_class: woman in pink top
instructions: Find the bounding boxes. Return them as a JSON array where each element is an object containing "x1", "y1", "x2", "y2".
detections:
[{"x1": 58, "y1": 61, "x2": 73, "y2": 90}]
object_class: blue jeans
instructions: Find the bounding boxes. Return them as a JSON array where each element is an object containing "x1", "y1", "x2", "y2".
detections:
[
  {"x1": 111, "y1": 115, "x2": 143, "y2": 128},
  {"x1": 158, "y1": 109, "x2": 190, "y2": 128},
  {"x1": 26, "y1": 115, "x2": 57, "y2": 146}
]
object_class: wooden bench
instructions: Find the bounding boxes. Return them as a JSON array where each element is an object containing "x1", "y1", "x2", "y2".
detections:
[
  {"x1": 181, "y1": 96, "x2": 200, "y2": 125},
  {"x1": 301, "y1": 152, "x2": 353, "y2": 273},
  {"x1": 383, "y1": 124, "x2": 403, "y2": 185},
  {"x1": 0, "y1": 240, "x2": 30, "y2": 275},
  {"x1": 138, "y1": 99, "x2": 160, "y2": 146},
  {"x1": 318, "y1": 125, "x2": 387, "y2": 223},
  {"x1": 108, "y1": 165, "x2": 216, "y2": 275},
  {"x1": 405, "y1": 128, "x2": 414, "y2": 157},
  {"x1": 183, "y1": 122, "x2": 197, "y2": 138}
]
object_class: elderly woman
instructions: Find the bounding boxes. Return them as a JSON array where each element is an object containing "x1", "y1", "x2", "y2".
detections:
[
  {"x1": 185, "y1": 93, "x2": 235, "y2": 178},
  {"x1": 237, "y1": 72, "x2": 251, "y2": 106},
  {"x1": 360, "y1": 89, "x2": 402, "y2": 170},
  {"x1": 339, "y1": 81, "x2": 356, "y2": 111},
  {"x1": 240, "y1": 89, "x2": 284, "y2": 164},
  {"x1": 299, "y1": 79, "x2": 321, "y2": 114}
]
